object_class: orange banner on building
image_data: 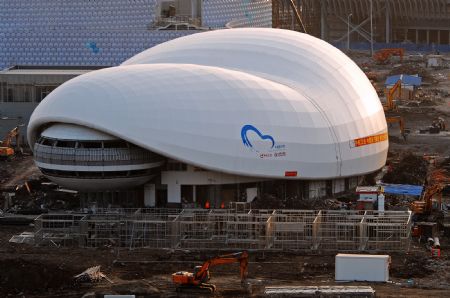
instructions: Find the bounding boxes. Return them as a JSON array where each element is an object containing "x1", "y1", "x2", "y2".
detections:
[{"x1": 353, "y1": 132, "x2": 388, "y2": 147}]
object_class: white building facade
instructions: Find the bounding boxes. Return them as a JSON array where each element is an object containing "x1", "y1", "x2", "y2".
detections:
[{"x1": 28, "y1": 29, "x2": 388, "y2": 206}]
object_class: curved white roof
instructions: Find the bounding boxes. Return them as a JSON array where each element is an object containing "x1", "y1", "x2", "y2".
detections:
[
  {"x1": 41, "y1": 123, "x2": 116, "y2": 140},
  {"x1": 28, "y1": 28, "x2": 388, "y2": 179}
]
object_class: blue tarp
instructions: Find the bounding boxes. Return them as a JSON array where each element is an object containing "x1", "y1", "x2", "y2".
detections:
[
  {"x1": 381, "y1": 184, "x2": 423, "y2": 196},
  {"x1": 385, "y1": 74, "x2": 422, "y2": 87}
]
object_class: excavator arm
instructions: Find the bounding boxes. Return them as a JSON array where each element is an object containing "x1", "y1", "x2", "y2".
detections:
[
  {"x1": 194, "y1": 251, "x2": 248, "y2": 282},
  {"x1": 384, "y1": 79, "x2": 402, "y2": 111},
  {"x1": 423, "y1": 184, "x2": 444, "y2": 213},
  {"x1": 0, "y1": 126, "x2": 20, "y2": 158},
  {"x1": 1, "y1": 126, "x2": 20, "y2": 147},
  {"x1": 386, "y1": 116, "x2": 408, "y2": 140},
  {"x1": 411, "y1": 184, "x2": 444, "y2": 215}
]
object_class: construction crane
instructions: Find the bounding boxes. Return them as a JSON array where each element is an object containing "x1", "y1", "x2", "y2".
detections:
[
  {"x1": 0, "y1": 126, "x2": 20, "y2": 158},
  {"x1": 411, "y1": 184, "x2": 444, "y2": 215},
  {"x1": 287, "y1": 0, "x2": 307, "y2": 33},
  {"x1": 272, "y1": 0, "x2": 307, "y2": 33},
  {"x1": 386, "y1": 116, "x2": 409, "y2": 140},
  {"x1": 374, "y1": 48, "x2": 404, "y2": 64},
  {"x1": 172, "y1": 251, "x2": 248, "y2": 293}
]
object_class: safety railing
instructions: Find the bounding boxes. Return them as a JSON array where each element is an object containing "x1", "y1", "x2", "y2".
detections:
[
  {"x1": 34, "y1": 143, "x2": 162, "y2": 166},
  {"x1": 34, "y1": 209, "x2": 412, "y2": 252}
]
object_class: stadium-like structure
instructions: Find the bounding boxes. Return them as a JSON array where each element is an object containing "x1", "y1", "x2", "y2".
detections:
[
  {"x1": 27, "y1": 29, "x2": 388, "y2": 206},
  {"x1": 0, "y1": 0, "x2": 272, "y2": 69},
  {"x1": 0, "y1": 0, "x2": 274, "y2": 144}
]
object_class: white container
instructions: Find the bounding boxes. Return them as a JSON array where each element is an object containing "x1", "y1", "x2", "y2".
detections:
[
  {"x1": 377, "y1": 194, "x2": 385, "y2": 212},
  {"x1": 335, "y1": 254, "x2": 390, "y2": 282}
]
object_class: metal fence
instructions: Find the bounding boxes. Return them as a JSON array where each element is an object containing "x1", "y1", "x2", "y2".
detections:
[{"x1": 34, "y1": 207, "x2": 412, "y2": 252}]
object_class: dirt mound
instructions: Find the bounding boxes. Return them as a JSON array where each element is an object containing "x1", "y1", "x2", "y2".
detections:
[
  {"x1": 0, "y1": 258, "x2": 76, "y2": 295},
  {"x1": 391, "y1": 256, "x2": 434, "y2": 279},
  {"x1": 111, "y1": 280, "x2": 160, "y2": 296},
  {"x1": 389, "y1": 64, "x2": 429, "y2": 79},
  {"x1": 383, "y1": 153, "x2": 428, "y2": 185}
]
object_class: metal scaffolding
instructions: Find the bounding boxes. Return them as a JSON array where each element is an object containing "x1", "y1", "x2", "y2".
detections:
[
  {"x1": 34, "y1": 208, "x2": 412, "y2": 252},
  {"x1": 276, "y1": 0, "x2": 450, "y2": 45}
]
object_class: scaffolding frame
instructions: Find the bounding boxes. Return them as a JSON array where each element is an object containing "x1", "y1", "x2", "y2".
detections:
[{"x1": 34, "y1": 209, "x2": 412, "y2": 252}]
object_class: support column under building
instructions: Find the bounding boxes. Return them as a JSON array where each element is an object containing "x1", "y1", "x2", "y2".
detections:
[
  {"x1": 427, "y1": 30, "x2": 430, "y2": 44},
  {"x1": 192, "y1": 185, "x2": 196, "y2": 203},
  {"x1": 144, "y1": 183, "x2": 156, "y2": 207},
  {"x1": 167, "y1": 183, "x2": 181, "y2": 204},
  {"x1": 416, "y1": 29, "x2": 419, "y2": 44},
  {"x1": 320, "y1": 0, "x2": 327, "y2": 40}
]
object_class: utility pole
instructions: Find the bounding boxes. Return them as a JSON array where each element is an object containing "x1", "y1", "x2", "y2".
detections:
[{"x1": 370, "y1": 0, "x2": 374, "y2": 56}]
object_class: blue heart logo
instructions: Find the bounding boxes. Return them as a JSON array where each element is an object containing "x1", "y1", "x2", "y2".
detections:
[{"x1": 241, "y1": 125, "x2": 275, "y2": 152}]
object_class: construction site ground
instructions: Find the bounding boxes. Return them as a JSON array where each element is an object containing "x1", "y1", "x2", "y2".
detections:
[
  {"x1": 1, "y1": 52, "x2": 450, "y2": 297},
  {"x1": 0, "y1": 225, "x2": 450, "y2": 298}
]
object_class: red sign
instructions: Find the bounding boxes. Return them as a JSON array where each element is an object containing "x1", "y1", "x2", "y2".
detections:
[{"x1": 285, "y1": 171, "x2": 298, "y2": 177}]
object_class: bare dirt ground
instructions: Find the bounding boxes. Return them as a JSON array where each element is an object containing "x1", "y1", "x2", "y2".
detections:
[
  {"x1": 0, "y1": 154, "x2": 41, "y2": 190},
  {"x1": 0, "y1": 52, "x2": 450, "y2": 297},
  {"x1": 1, "y1": 222, "x2": 450, "y2": 298}
]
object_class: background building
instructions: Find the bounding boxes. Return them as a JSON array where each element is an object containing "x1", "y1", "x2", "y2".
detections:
[
  {"x1": 276, "y1": 0, "x2": 450, "y2": 50},
  {"x1": 0, "y1": 0, "x2": 272, "y2": 70},
  {"x1": 0, "y1": 66, "x2": 102, "y2": 141}
]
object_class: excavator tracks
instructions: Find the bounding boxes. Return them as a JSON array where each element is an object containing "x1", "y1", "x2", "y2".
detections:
[{"x1": 176, "y1": 283, "x2": 216, "y2": 294}]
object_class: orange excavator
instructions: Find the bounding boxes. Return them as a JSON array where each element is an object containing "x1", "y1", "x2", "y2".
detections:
[
  {"x1": 386, "y1": 116, "x2": 409, "y2": 140},
  {"x1": 374, "y1": 48, "x2": 404, "y2": 64},
  {"x1": 172, "y1": 251, "x2": 248, "y2": 293},
  {"x1": 384, "y1": 79, "x2": 408, "y2": 140},
  {"x1": 0, "y1": 126, "x2": 20, "y2": 159},
  {"x1": 411, "y1": 184, "x2": 444, "y2": 215},
  {"x1": 384, "y1": 79, "x2": 402, "y2": 112}
]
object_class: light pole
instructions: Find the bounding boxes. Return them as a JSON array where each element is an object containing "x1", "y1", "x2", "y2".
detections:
[
  {"x1": 347, "y1": 13, "x2": 352, "y2": 51},
  {"x1": 370, "y1": 0, "x2": 374, "y2": 56}
]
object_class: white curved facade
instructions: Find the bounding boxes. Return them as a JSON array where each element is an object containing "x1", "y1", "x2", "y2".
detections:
[
  {"x1": 28, "y1": 28, "x2": 387, "y2": 193},
  {"x1": 122, "y1": 28, "x2": 388, "y2": 178}
]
